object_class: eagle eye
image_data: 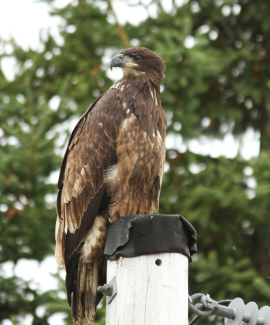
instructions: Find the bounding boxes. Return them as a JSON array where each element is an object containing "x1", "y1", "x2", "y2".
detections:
[{"x1": 134, "y1": 55, "x2": 141, "y2": 62}]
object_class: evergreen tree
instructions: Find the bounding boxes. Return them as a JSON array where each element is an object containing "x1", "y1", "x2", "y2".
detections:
[{"x1": 0, "y1": 0, "x2": 269, "y2": 324}]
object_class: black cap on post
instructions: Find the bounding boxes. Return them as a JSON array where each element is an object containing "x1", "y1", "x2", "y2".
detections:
[{"x1": 104, "y1": 214, "x2": 197, "y2": 261}]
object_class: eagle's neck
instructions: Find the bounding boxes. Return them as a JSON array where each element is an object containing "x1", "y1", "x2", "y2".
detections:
[
  {"x1": 111, "y1": 76, "x2": 165, "y2": 140},
  {"x1": 112, "y1": 76, "x2": 161, "y2": 106}
]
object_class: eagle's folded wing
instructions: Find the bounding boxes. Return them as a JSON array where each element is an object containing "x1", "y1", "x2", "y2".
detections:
[{"x1": 55, "y1": 89, "x2": 123, "y2": 268}]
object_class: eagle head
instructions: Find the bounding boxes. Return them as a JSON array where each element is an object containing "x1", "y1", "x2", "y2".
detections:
[{"x1": 110, "y1": 47, "x2": 165, "y2": 84}]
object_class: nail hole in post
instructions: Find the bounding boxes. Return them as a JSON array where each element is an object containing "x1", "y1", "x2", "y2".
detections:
[{"x1": 155, "y1": 259, "x2": 162, "y2": 266}]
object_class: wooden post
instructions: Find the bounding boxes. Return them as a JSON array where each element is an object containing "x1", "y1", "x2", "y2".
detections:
[
  {"x1": 105, "y1": 252, "x2": 189, "y2": 325},
  {"x1": 103, "y1": 214, "x2": 197, "y2": 325}
]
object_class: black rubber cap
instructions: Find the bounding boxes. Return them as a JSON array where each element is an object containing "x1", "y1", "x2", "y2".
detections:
[{"x1": 104, "y1": 214, "x2": 197, "y2": 262}]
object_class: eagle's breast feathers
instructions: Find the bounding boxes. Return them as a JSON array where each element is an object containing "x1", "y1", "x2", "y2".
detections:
[{"x1": 105, "y1": 79, "x2": 166, "y2": 222}]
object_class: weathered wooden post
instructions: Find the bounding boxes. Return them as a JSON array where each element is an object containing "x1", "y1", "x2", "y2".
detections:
[{"x1": 99, "y1": 214, "x2": 197, "y2": 325}]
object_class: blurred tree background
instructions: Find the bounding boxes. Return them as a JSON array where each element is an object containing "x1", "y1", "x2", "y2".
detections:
[{"x1": 0, "y1": 0, "x2": 270, "y2": 324}]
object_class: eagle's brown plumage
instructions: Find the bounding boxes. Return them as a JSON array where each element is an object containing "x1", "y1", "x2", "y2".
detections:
[{"x1": 55, "y1": 47, "x2": 167, "y2": 325}]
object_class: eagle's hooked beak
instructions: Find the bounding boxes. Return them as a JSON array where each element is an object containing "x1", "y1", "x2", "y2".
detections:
[{"x1": 110, "y1": 54, "x2": 124, "y2": 71}]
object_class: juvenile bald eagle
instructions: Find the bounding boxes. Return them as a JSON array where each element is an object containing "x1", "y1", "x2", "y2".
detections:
[{"x1": 55, "y1": 47, "x2": 167, "y2": 325}]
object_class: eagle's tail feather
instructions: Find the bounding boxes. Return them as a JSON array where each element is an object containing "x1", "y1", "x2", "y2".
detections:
[
  {"x1": 66, "y1": 248, "x2": 104, "y2": 325},
  {"x1": 73, "y1": 256, "x2": 86, "y2": 325},
  {"x1": 66, "y1": 248, "x2": 80, "y2": 307},
  {"x1": 84, "y1": 261, "x2": 99, "y2": 324}
]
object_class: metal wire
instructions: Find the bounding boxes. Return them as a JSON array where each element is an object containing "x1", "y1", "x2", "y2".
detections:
[
  {"x1": 189, "y1": 294, "x2": 270, "y2": 325},
  {"x1": 188, "y1": 295, "x2": 232, "y2": 325},
  {"x1": 218, "y1": 300, "x2": 232, "y2": 305}
]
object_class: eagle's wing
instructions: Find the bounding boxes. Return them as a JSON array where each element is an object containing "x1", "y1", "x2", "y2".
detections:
[
  {"x1": 55, "y1": 88, "x2": 122, "y2": 269},
  {"x1": 55, "y1": 89, "x2": 124, "y2": 323}
]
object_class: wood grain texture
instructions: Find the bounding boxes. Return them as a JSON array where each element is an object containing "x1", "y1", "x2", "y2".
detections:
[{"x1": 106, "y1": 253, "x2": 189, "y2": 325}]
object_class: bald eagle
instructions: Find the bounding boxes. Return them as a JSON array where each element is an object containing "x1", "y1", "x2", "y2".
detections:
[{"x1": 55, "y1": 47, "x2": 167, "y2": 325}]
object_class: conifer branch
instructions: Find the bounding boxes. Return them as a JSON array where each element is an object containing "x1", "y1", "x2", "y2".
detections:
[{"x1": 106, "y1": 0, "x2": 130, "y2": 48}]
